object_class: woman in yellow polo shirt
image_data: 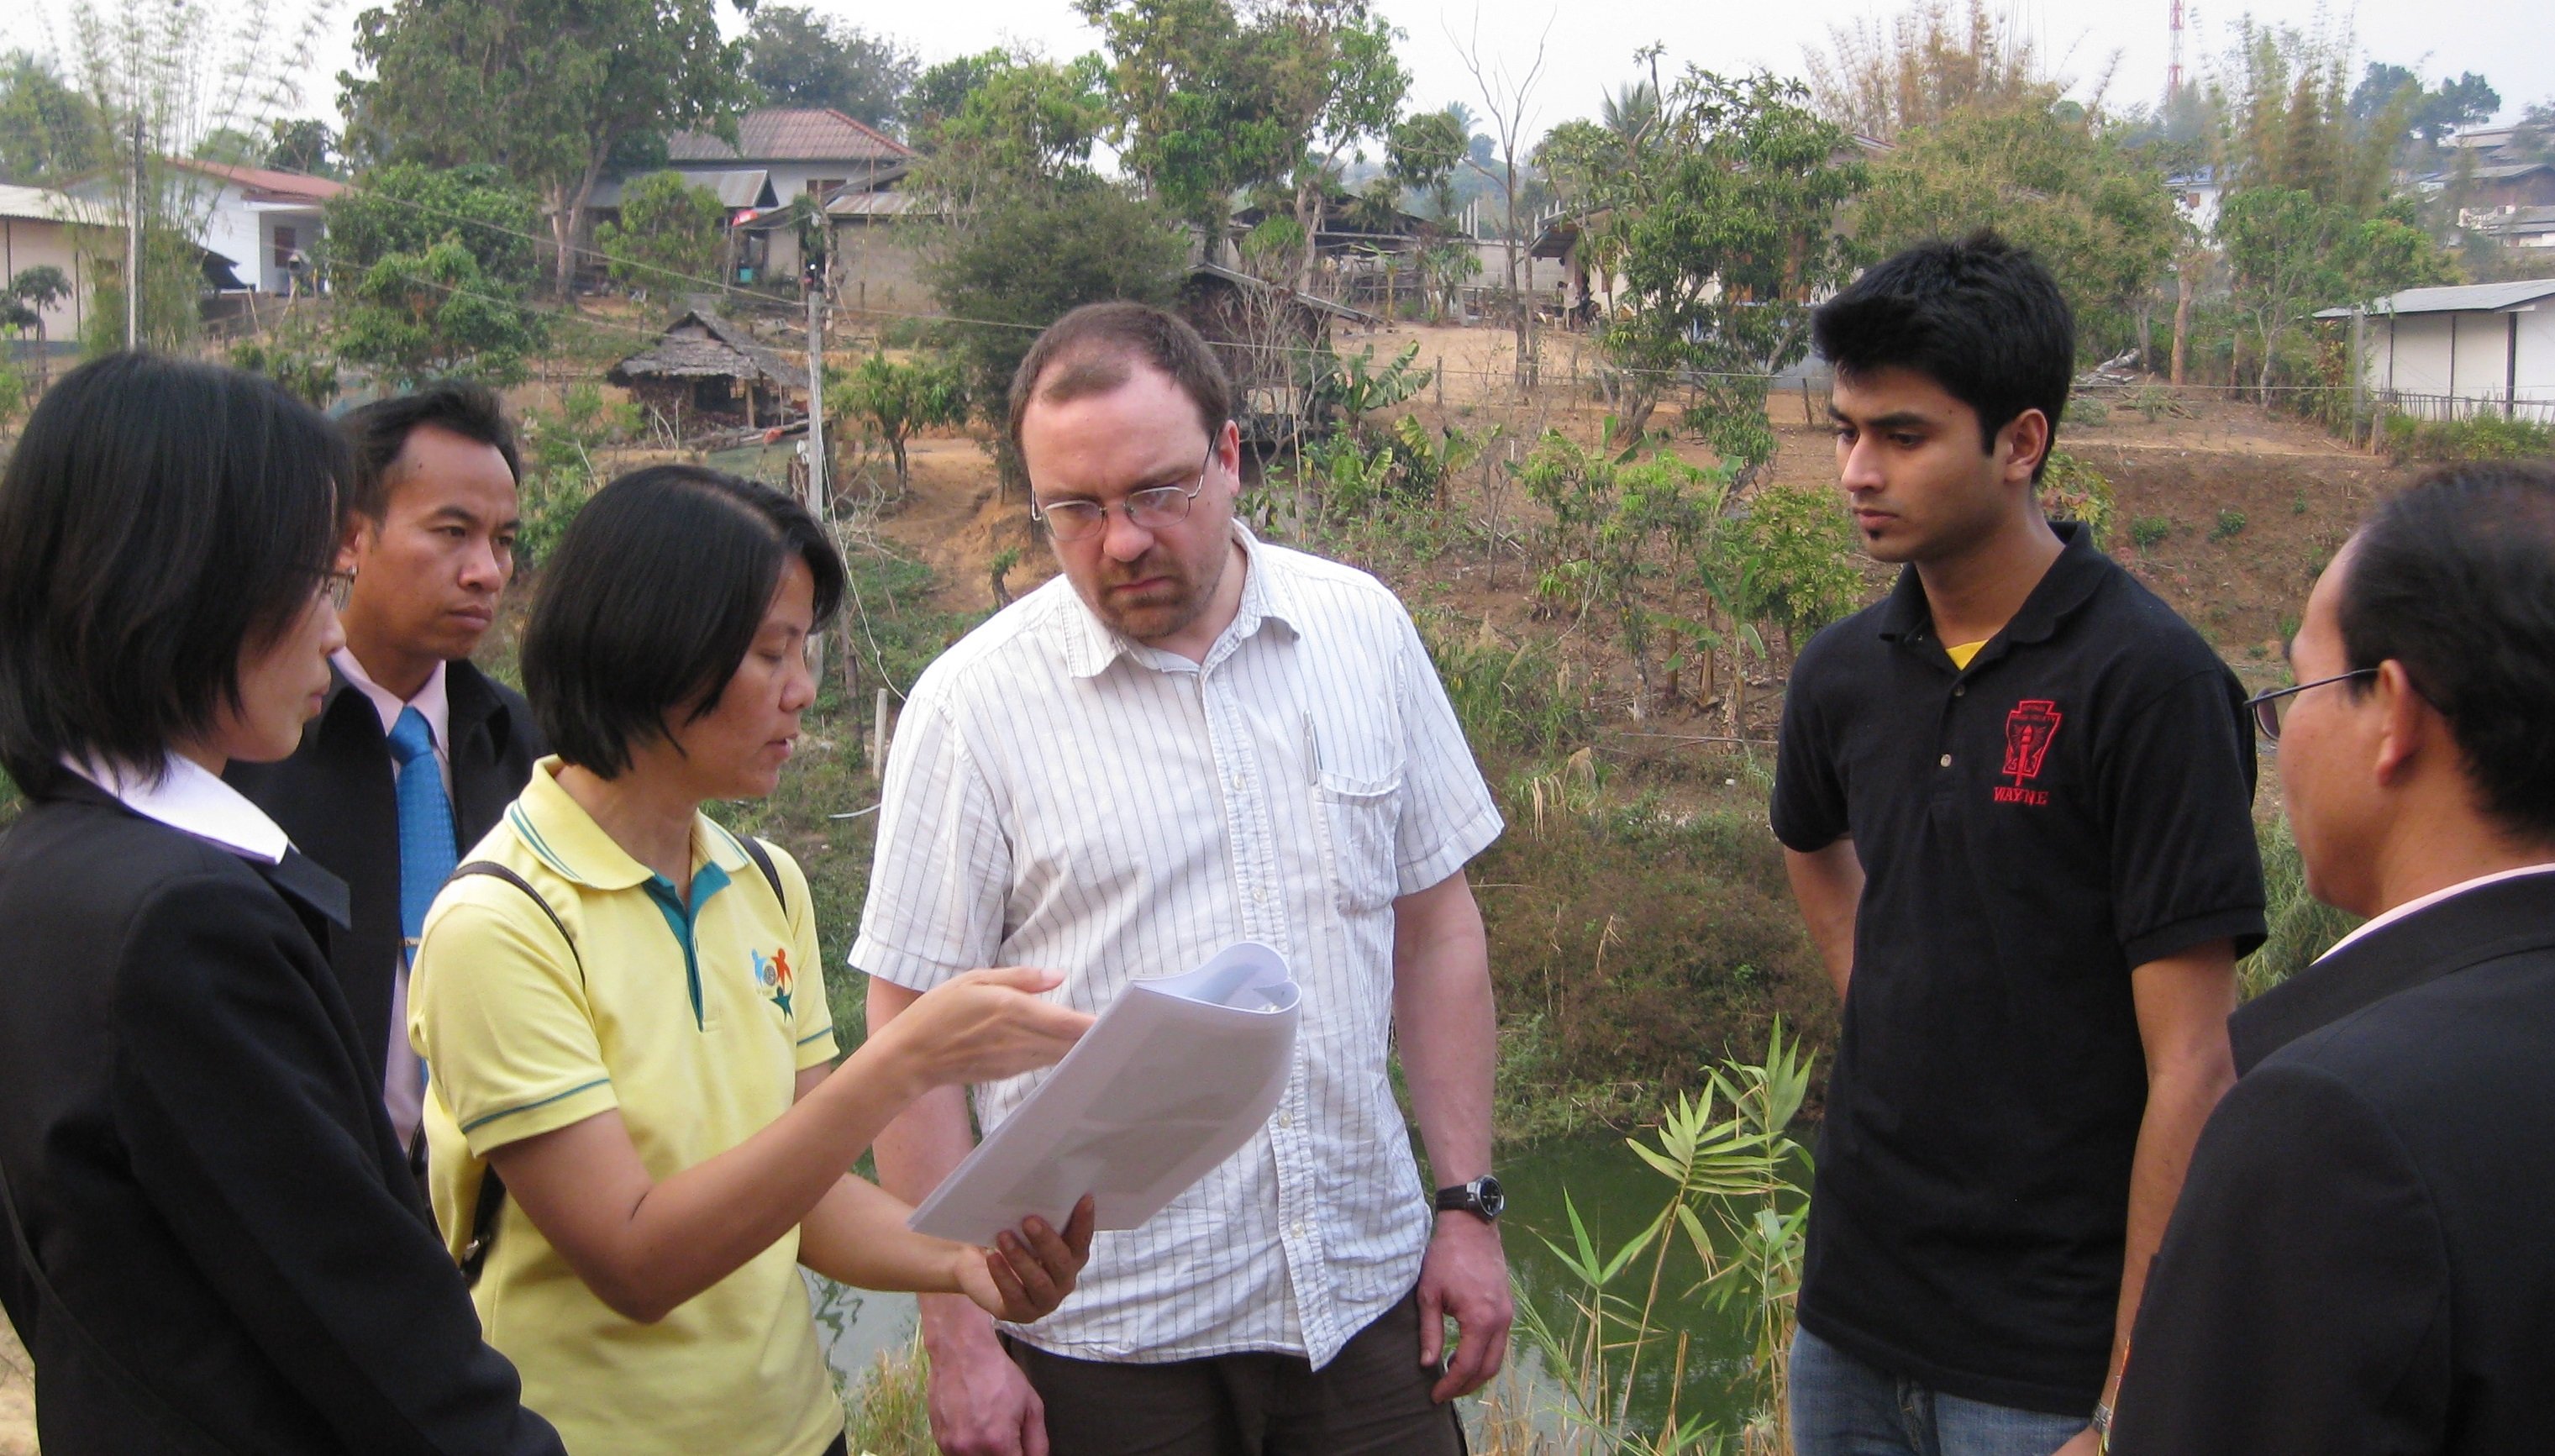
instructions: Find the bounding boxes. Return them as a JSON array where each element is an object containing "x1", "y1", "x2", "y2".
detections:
[{"x1": 410, "y1": 465, "x2": 1095, "y2": 1456}]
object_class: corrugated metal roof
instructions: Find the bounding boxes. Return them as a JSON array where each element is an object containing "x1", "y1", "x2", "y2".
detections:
[
  {"x1": 665, "y1": 108, "x2": 912, "y2": 165},
  {"x1": 2315, "y1": 279, "x2": 2555, "y2": 318},
  {"x1": 589, "y1": 170, "x2": 775, "y2": 210},
  {"x1": 167, "y1": 158, "x2": 344, "y2": 204},
  {"x1": 824, "y1": 190, "x2": 937, "y2": 219},
  {"x1": 0, "y1": 183, "x2": 89, "y2": 223}
]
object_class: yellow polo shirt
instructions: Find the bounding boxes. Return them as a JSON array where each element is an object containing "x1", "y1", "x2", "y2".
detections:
[{"x1": 410, "y1": 759, "x2": 841, "y2": 1456}]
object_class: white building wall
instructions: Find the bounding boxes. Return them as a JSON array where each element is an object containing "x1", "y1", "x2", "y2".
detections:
[
  {"x1": 2452, "y1": 311, "x2": 2509, "y2": 405},
  {"x1": 2372, "y1": 306, "x2": 2555, "y2": 421},
  {"x1": 0, "y1": 215, "x2": 88, "y2": 340},
  {"x1": 2516, "y1": 306, "x2": 2555, "y2": 415},
  {"x1": 2380, "y1": 313, "x2": 2456, "y2": 398}
]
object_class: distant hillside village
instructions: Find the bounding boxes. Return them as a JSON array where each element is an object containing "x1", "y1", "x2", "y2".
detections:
[{"x1": 1, "y1": 0, "x2": 2551, "y2": 446}]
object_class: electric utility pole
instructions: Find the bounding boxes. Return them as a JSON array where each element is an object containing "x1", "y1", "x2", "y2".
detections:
[
  {"x1": 125, "y1": 112, "x2": 143, "y2": 350},
  {"x1": 804, "y1": 290, "x2": 830, "y2": 696}
]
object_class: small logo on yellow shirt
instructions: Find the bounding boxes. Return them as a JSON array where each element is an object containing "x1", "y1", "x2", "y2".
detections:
[{"x1": 751, "y1": 947, "x2": 796, "y2": 1019}]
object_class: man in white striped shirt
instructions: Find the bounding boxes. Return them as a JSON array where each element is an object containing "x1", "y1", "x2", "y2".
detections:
[{"x1": 858, "y1": 302, "x2": 1511, "y2": 1456}]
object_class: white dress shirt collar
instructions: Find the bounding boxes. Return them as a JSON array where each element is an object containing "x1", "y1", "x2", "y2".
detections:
[
  {"x1": 2314, "y1": 861, "x2": 2555, "y2": 964},
  {"x1": 1059, "y1": 523, "x2": 1301, "y2": 680},
  {"x1": 333, "y1": 649, "x2": 450, "y2": 753},
  {"x1": 63, "y1": 753, "x2": 292, "y2": 865}
]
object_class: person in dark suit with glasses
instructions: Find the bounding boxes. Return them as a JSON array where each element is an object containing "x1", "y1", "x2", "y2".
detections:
[
  {"x1": 0, "y1": 355, "x2": 563, "y2": 1455},
  {"x1": 2112, "y1": 460, "x2": 2555, "y2": 1454}
]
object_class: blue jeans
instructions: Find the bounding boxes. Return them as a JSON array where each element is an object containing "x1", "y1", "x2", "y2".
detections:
[{"x1": 1789, "y1": 1326, "x2": 2090, "y2": 1456}]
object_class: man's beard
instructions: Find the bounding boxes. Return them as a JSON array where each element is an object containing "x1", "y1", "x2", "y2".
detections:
[{"x1": 1086, "y1": 546, "x2": 1212, "y2": 644}]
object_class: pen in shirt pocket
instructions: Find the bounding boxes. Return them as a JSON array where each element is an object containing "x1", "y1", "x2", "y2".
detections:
[{"x1": 1301, "y1": 710, "x2": 1322, "y2": 786}]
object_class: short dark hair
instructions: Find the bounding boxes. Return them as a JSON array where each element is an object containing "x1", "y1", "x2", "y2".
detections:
[
  {"x1": 2337, "y1": 460, "x2": 2555, "y2": 844},
  {"x1": 1811, "y1": 231, "x2": 2075, "y2": 481},
  {"x1": 340, "y1": 381, "x2": 522, "y2": 521},
  {"x1": 1007, "y1": 302, "x2": 1231, "y2": 460},
  {"x1": 523, "y1": 465, "x2": 845, "y2": 778},
  {"x1": 0, "y1": 353, "x2": 346, "y2": 791}
]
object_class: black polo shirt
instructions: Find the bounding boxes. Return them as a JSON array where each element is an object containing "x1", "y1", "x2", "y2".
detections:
[{"x1": 1771, "y1": 522, "x2": 2266, "y2": 1415}]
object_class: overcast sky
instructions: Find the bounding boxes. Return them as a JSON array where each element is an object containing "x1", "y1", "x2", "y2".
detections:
[{"x1": 8, "y1": 0, "x2": 2550, "y2": 145}]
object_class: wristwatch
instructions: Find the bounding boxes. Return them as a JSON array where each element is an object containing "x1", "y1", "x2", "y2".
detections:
[{"x1": 1433, "y1": 1175, "x2": 1505, "y2": 1222}]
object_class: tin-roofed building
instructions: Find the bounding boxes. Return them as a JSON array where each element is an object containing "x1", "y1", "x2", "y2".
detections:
[{"x1": 2318, "y1": 278, "x2": 2555, "y2": 423}]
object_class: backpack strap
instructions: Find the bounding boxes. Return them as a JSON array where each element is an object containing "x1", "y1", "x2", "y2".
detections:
[
  {"x1": 733, "y1": 833, "x2": 788, "y2": 918},
  {"x1": 441, "y1": 860, "x2": 585, "y2": 1287}
]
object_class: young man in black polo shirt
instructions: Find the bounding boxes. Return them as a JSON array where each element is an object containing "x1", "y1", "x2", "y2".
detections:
[{"x1": 1772, "y1": 234, "x2": 2265, "y2": 1456}]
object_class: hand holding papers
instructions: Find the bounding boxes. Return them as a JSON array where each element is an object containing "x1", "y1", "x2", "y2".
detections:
[{"x1": 908, "y1": 943, "x2": 1301, "y2": 1249}]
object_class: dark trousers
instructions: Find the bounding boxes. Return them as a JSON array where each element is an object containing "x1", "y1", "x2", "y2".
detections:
[{"x1": 1010, "y1": 1288, "x2": 1469, "y2": 1456}]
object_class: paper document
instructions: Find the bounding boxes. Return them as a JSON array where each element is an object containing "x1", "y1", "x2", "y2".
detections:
[{"x1": 907, "y1": 942, "x2": 1301, "y2": 1248}]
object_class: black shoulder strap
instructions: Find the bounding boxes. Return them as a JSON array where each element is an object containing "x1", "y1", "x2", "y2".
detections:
[
  {"x1": 735, "y1": 834, "x2": 788, "y2": 917},
  {"x1": 442, "y1": 860, "x2": 583, "y2": 1287},
  {"x1": 0, "y1": 1149, "x2": 239, "y2": 1454}
]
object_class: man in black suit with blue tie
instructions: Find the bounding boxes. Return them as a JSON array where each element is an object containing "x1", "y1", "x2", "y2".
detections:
[
  {"x1": 229, "y1": 383, "x2": 543, "y2": 1155},
  {"x1": 2110, "y1": 460, "x2": 2555, "y2": 1455}
]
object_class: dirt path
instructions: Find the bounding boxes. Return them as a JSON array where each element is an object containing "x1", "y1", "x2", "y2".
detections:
[{"x1": 0, "y1": 1320, "x2": 34, "y2": 1455}]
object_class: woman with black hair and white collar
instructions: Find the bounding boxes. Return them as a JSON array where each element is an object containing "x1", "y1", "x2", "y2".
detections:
[{"x1": 0, "y1": 353, "x2": 565, "y2": 1456}]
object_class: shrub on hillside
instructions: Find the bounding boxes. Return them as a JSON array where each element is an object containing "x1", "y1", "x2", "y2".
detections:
[
  {"x1": 2038, "y1": 450, "x2": 2117, "y2": 545},
  {"x1": 2379, "y1": 410, "x2": 2555, "y2": 463}
]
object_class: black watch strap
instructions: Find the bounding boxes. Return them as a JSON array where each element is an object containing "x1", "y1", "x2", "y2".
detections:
[{"x1": 1433, "y1": 1175, "x2": 1504, "y2": 1222}]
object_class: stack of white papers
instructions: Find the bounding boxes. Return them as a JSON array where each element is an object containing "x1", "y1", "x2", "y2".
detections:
[{"x1": 907, "y1": 942, "x2": 1302, "y2": 1248}]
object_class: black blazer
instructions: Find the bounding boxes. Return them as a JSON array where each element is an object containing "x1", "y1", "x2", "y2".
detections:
[
  {"x1": 226, "y1": 660, "x2": 542, "y2": 1079},
  {"x1": 2113, "y1": 870, "x2": 2555, "y2": 1455},
  {"x1": 0, "y1": 777, "x2": 562, "y2": 1456}
]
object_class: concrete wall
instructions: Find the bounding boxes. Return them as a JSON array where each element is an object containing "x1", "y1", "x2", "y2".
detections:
[
  {"x1": 0, "y1": 214, "x2": 88, "y2": 340},
  {"x1": 828, "y1": 222, "x2": 930, "y2": 314}
]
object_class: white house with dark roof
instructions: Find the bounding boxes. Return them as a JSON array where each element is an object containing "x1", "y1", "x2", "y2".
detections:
[
  {"x1": 62, "y1": 158, "x2": 340, "y2": 297},
  {"x1": 2318, "y1": 278, "x2": 2555, "y2": 422}
]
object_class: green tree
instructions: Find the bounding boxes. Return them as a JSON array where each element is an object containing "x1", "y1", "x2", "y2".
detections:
[
  {"x1": 595, "y1": 170, "x2": 725, "y2": 297},
  {"x1": 344, "y1": 0, "x2": 749, "y2": 297},
  {"x1": 0, "y1": 50, "x2": 108, "y2": 183},
  {"x1": 744, "y1": 6, "x2": 916, "y2": 130},
  {"x1": 1384, "y1": 108, "x2": 1466, "y2": 216},
  {"x1": 325, "y1": 161, "x2": 544, "y2": 288},
  {"x1": 263, "y1": 118, "x2": 342, "y2": 177},
  {"x1": 905, "y1": 50, "x2": 1009, "y2": 141},
  {"x1": 5, "y1": 267, "x2": 73, "y2": 386},
  {"x1": 923, "y1": 177, "x2": 1186, "y2": 430},
  {"x1": 1075, "y1": 0, "x2": 1300, "y2": 237},
  {"x1": 1580, "y1": 71, "x2": 1866, "y2": 477},
  {"x1": 2217, "y1": 187, "x2": 2452, "y2": 397},
  {"x1": 335, "y1": 239, "x2": 545, "y2": 386},
  {"x1": 827, "y1": 352, "x2": 967, "y2": 486},
  {"x1": 1858, "y1": 100, "x2": 2184, "y2": 363},
  {"x1": 917, "y1": 53, "x2": 1114, "y2": 186}
]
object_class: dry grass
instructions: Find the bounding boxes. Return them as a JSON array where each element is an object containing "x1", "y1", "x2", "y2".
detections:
[{"x1": 839, "y1": 1331, "x2": 934, "y2": 1456}]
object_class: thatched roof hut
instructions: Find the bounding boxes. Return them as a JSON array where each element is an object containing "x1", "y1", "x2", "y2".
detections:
[{"x1": 607, "y1": 307, "x2": 800, "y2": 429}]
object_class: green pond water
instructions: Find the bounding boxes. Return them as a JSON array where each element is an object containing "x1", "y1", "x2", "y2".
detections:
[{"x1": 811, "y1": 1133, "x2": 1783, "y2": 1441}]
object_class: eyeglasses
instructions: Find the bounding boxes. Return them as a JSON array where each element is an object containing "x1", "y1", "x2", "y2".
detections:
[
  {"x1": 311, "y1": 566, "x2": 357, "y2": 612},
  {"x1": 1029, "y1": 444, "x2": 1217, "y2": 543},
  {"x1": 2244, "y1": 668, "x2": 2376, "y2": 743}
]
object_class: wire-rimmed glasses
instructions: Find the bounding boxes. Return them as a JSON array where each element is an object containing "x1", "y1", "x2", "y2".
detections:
[
  {"x1": 1029, "y1": 444, "x2": 1217, "y2": 543},
  {"x1": 2243, "y1": 668, "x2": 2377, "y2": 743}
]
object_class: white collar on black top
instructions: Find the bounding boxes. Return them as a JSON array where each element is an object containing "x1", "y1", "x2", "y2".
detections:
[{"x1": 62, "y1": 753, "x2": 293, "y2": 865}]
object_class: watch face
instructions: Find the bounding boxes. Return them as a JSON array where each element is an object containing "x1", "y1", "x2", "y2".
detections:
[{"x1": 1476, "y1": 1175, "x2": 1504, "y2": 1219}]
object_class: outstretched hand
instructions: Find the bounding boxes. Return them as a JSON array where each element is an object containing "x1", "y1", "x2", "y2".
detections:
[{"x1": 957, "y1": 1195, "x2": 1097, "y2": 1324}]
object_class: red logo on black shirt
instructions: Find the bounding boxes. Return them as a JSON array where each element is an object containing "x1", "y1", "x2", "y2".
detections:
[{"x1": 1995, "y1": 700, "x2": 2063, "y2": 806}]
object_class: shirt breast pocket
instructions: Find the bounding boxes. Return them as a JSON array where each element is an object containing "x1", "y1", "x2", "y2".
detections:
[{"x1": 1314, "y1": 769, "x2": 1404, "y2": 916}]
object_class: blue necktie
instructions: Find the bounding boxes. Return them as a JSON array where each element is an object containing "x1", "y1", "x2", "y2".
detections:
[{"x1": 388, "y1": 707, "x2": 460, "y2": 948}]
